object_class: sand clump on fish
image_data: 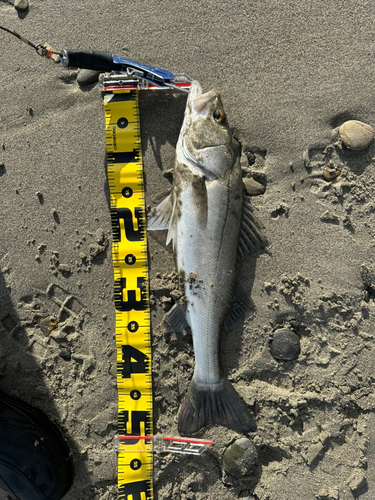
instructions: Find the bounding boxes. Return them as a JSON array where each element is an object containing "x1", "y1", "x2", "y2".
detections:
[{"x1": 148, "y1": 81, "x2": 265, "y2": 435}]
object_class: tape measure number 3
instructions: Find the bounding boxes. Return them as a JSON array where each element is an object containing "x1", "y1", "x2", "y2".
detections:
[{"x1": 103, "y1": 85, "x2": 153, "y2": 500}]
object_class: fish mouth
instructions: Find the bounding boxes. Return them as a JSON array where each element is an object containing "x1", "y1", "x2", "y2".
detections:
[
  {"x1": 188, "y1": 82, "x2": 219, "y2": 115},
  {"x1": 187, "y1": 81, "x2": 203, "y2": 106},
  {"x1": 193, "y1": 90, "x2": 219, "y2": 114}
]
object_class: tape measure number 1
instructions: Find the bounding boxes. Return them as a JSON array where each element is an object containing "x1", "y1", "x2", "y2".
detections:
[{"x1": 103, "y1": 84, "x2": 153, "y2": 500}]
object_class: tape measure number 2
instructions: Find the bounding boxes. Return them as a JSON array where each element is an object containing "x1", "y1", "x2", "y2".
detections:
[{"x1": 103, "y1": 84, "x2": 153, "y2": 500}]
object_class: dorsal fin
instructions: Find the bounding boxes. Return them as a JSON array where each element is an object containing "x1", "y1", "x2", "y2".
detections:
[{"x1": 238, "y1": 196, "x2": 266, "y2": 258}]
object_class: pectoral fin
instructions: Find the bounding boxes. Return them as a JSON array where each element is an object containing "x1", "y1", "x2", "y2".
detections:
[{"x1": 147, "y1": 194, "x2": 173, "y2": 231}]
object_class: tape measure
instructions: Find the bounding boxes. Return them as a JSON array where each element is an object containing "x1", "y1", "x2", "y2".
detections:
[{"x1": 102, "y1": 80, "x2": 153, "y2": 500}]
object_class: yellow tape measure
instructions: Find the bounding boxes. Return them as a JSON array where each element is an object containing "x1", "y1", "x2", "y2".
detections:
[{"x1": 103, "y1": 86, "x2": 153, "y2": 500}]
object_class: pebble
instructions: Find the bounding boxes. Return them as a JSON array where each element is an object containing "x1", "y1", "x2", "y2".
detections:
[
  {"x1": 14, "y1": 0, "x2": 29, "y2": 10},
  {"x1": 339, "y1": 120, "x2": 374, "y2": 150},
  {"x1": 59, "y1": 348, "x2": 72, "y2": 361},
  {"x1": 270, "y1": 329, "x2": 300, "y2": 361},
  {"x1": 243, "y1": 177, "x2": 266, "y2": 196},
  {"x1": 39, "y1": 317, "x2": 58, "y2": 337},
  {"x1": 323, "y1": 166, "x2": 341, "y2": 182},
  {"x1": 77, "y1": 69, "x2": 101, "y2": 86},
  {"x1": 222, "y1": 438, "x2": 258, "y2": 476}
]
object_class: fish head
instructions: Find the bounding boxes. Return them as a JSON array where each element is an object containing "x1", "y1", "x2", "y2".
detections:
[{"x1": 178, "y1": 81, "x2": 239, "y2": 180}]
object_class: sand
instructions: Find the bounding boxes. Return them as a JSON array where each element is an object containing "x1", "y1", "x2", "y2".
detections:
[{"x1": 1, "y1": 1, "x2": 375, "y2": 499}]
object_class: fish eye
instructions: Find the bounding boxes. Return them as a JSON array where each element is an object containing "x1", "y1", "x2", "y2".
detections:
[{"x1": 213, "y1": 109, "x2": 225, "y2": 123}]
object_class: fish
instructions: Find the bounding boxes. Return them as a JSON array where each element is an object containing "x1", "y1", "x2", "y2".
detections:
[{"x1": 148, "y1": 81, "x2": 265, "y2": 435}]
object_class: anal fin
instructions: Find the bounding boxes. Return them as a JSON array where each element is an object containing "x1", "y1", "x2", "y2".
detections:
[
  {"x1": 224, "y1": 278, "x2": 252, "y2": 331},
  {"x1": 166, "y1": 303, "x2": 189, "y2": 333}
]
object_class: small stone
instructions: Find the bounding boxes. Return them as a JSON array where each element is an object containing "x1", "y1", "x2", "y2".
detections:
[
  {"x1": 59, "y1": 348, "x2": 71, "y2": 361},
  {"x1": 14, "y1": 0, "x2": 29, "y2": 11},
  {"x1": 77, "y1": 69, "x2": 101, "y2": 86},
  {"x1": 339, "y1": 120, "x2": 374, "y2": 150},
  {"x1": 222, "y1": 438, "x2": 258, "y2": 476},
  {"x1": 243, "y1": 177, "x2": 266, "y2": 196},
  {"x1": 270, "y1": 329, "x2": 300, "y2": 361},
  {"x1": 323, "y1": 166, "x2": 341, "y2": 182},
  {"x1": 39, "y1": 317, "x2": 58, "y2": 337}
]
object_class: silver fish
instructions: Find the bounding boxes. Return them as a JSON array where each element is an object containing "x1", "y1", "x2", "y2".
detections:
[{"x1": 148, "y1": 81, "x2": 265, "y2": 435}]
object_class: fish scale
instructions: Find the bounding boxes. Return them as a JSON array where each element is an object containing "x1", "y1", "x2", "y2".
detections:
[{"x1": 180, "y1": 177, "x2": 242, "y2": 385}]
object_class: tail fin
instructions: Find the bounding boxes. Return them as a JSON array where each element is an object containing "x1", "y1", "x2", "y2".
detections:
[{"x1": 178, "y1": 378, "x2": 256, "y2": 435}]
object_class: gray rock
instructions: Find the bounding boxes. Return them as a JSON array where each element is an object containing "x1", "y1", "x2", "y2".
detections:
[
  {"x1": 270, "y1": 329, "x2": 300, "y2": 361},
  {"x1": 243, "y1": 177, "x2": 266, "y2": 196},
  {"x1": 77, "y1": 69, "x2": 101, "y2": 86},
  {"x1": 14, "y1": 0, "x2": 29, "y2": 11},
  {"x1": 339, "y1": 120, "x2": 374, "y2": 150},
  {"x1": 222, "y1": 438, "x2": 258, "y2": 476}
]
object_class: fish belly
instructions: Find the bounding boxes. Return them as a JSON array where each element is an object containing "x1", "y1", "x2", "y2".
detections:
[{"x1": 176, "y1": 166, "x2": 242, "y2": 385}]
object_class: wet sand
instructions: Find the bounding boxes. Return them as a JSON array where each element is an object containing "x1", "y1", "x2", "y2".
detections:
[{"x1": 1, "y1": 1, "x2": 375, "y2": 499}]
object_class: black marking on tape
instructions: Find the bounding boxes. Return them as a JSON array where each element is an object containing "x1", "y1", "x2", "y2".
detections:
[
  {"x1": 111, "y1": 207, "x2": 145, "y2": 242},
  {"x1": 107, "y1": 150, "x2": 140, "y2": 163},
  {"x1": 118, "y1": 410, "x2": 152, "y2": 438},
  {"x1": 114, "y1": 277, "x2": 147, "y2": 312},
  {"x1": 120, "y1": 345, "x2": 149, "y2": 379},
  {"x1": 119, "y1": 480, "x2": 152, "y2": 500},
  {"x1": 130, "y1": 458, "x2": 142, "y2": 471},
  {"x1": 122, "y1": 186, "x2": 133, "y2": 198},
  {"x1": 125, "y1": 254, "x2": 136, "y2": 265},
  {"x1": 107, "y1": 91, "x2": 137, "y2": 102},
  {"x1": 117, "y1": 117, "x2": 129, "y2": 128}
]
